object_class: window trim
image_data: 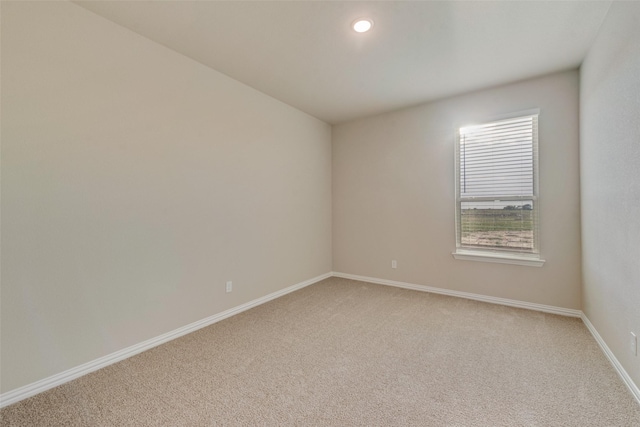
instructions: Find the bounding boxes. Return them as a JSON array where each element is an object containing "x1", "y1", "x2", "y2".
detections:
[
  {"x1": 452, "y1": 249, "x2": 545, "y2": 267},
  {"x1": 452, "y1": 109, "x2": 544, "y2": 266}
]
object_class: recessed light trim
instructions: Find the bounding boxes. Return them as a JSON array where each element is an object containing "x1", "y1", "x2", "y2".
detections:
[{"x1": 352, "y1": 18, "x2": 374, "y2": 33}]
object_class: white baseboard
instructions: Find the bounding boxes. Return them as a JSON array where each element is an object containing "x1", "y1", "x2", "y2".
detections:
[
  {"x1": 581, "y1": 313, "x2": 640, "y2": 405},
  {"x1": 4, "y1": 272, "x2": 638, "y2": 409},
  {"x1": 0, "y1": 272, "x2": 332, "y2": 409},
  {"x1": 331, "y1": 271, "x2": 582, "y2": 317}
]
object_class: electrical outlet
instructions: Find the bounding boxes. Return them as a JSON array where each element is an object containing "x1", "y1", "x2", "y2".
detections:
[
  {"x1": 631, "y1": 332, "x2": 637, "y2": 356},
  {"x1": 226, "y1": 281, "x2": 233, "y2": 293},
  {"x1": 391, "y1": 260, "x2": 397, "y2": 269}
]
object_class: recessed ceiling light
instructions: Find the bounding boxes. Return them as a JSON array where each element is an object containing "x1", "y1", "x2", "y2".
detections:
[{"x1": 352, "y1": 18, "x2": 373, "y2": 33}]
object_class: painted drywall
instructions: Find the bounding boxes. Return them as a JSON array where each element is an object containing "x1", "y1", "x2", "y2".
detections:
[
  {"x1": 0, "y1": 1, "x2": 331, "y2": 393},
  {"x1": 580, "y1": 1, "x2": 640, "y2": 388},
  {"x1": 333, "y1": 70, "x2": 581, "y2": 309}
]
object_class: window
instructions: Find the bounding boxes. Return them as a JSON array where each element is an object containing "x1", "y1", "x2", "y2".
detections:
[{"x1": 453, "y1": 111, "x2": 544, "y2": 266}]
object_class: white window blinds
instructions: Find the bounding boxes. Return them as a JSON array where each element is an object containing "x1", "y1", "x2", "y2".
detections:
[
  {"x1": 455, "y1": 113, "x2": 539, "y2": 255},
  {"x1": 459, "y1": 115, "x2": 536, "y2": 198}
]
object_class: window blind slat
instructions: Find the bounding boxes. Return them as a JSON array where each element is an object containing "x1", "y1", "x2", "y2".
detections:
[
  {"x1": 463, "y1": 166, "x2": 533, "y2": 174},
  {"x1": 461, "y1": 130, "x2": 533, "y2": 143},
  {"x1": 462, "y1": 131, "x2": 533, "y2": 144},
  {"x1": 463, "y1": 154, "x2": 532, "y2": 164},
  {"x1": 462, "y1": 139, "x2": 533, "y2": 151}
]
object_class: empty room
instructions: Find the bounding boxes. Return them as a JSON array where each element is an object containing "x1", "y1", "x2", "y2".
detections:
[{"x1": 1, "y1": 0, "x2": 639, "y2": 425}]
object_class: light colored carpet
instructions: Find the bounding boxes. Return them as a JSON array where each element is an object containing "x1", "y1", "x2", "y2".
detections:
[{"x1": 1, "y1": 277, "x2": 639, "y2": 426}]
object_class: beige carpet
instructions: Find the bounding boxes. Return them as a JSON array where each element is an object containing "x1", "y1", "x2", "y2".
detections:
[{"x1": 1, "y1": 277, "x2": 639, "y2": 426}]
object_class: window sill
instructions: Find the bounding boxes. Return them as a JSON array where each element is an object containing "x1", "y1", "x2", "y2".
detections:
[{"x1": 452, "y1": 249, "x2": 545, "y2": 267}]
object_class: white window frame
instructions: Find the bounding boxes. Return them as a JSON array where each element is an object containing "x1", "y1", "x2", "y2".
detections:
[{"x1": 452, "y1": 109, "x2": 545, "y2": 267}]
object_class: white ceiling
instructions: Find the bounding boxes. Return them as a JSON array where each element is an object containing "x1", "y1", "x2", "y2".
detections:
[{"x1": 75, "y1": 1, "x2": 612, "y2": 124}]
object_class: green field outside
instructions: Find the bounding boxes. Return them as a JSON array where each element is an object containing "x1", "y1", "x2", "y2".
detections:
[
  {"x1": 461, "y1": 209, "x2": 533, "y2": 232},
  {"x1": 461, "y1": 209, "x2": 534, "y2": 250}
]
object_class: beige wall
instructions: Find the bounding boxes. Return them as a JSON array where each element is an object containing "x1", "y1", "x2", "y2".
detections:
[
  {"x1": 0, "y1": 1, "x2": 331, "y2": 393},
  {"x1": 580, "y1": 2, "x2": 640, "y2": 388},
  {"x1": 333, "y1": 70, "x2": 581, "y2": 309}
]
